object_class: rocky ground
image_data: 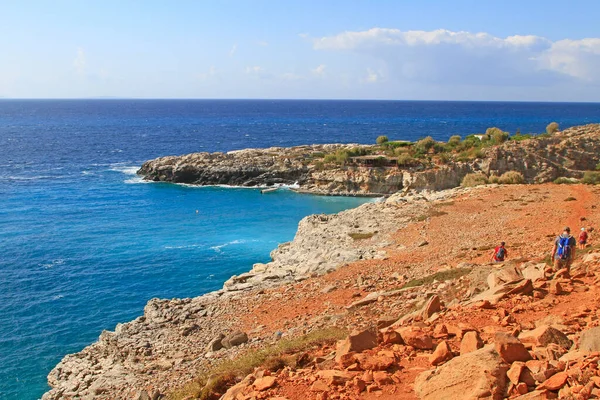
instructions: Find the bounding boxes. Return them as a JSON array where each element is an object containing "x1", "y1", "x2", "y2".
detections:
[
  {"x1": 43, "y1": 183, "x2": 600, "y2": 399},
  {"x1": 137, "y1": 124, "x2": 600, "y2": 195}
]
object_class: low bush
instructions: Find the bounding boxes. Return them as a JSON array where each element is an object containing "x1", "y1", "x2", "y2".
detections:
[
  {"x1": 402, "y1": 268, "x2": 472, "y2": 289},
  {"x1": 447, "y1": 135, "x2": 462, "y2": 147},
  {"x1": 170, "y1": 328, "x2": 347, "y2": 400},
  {"x1": 511, "y1": 133, "x2": 534, "y2": 141},
  {"x1": 376, "y1": 135, "x2": 389, "y2": 145},
  {"x1": 348, "y1": 232, "x2": 375, "y2": 240},
  {"x1": 461, "y1": 173, "x2": 489, "y2": 187},
  {"x1": 414, "y1": 136, "x2": 437, "y2": 155},
  {"x1": 489, "y1": 175, "x2": 500, "y2": 184},
  {"x1": 498, "y1": 171, "x2": 525, "y2": 184},
  {"x1": 582, "y1": 171, "x2": 600, "y2": 185},
  {"x1": 554, "y1": 177, "x2": 577, "y2": 184},
  {"x1": 546, "y1": 122, "x2": 559, "y2": 135},
  {"x1": 485, "y1": 127, "x2": 509, "y2": 144}
]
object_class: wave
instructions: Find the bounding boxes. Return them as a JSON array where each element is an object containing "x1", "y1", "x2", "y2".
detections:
[
  {"x1": 39, "y1": 259, "x2": 65, "y2": 269},
  {"x1": 0, "y1": 175, "x2": 66, "y2": 182},
  {"x1": 108, "y1": 165, "x2": 139, "y2": 175},
  {"x1": 163, "y1": 244, "x2": 204, "y2": 250},
  {"x1": 210, "y1": 239, "x2": 259, "y2": 253},
  {"x1": 124, "y1": 176, "x2": 151, "y2": 184}
]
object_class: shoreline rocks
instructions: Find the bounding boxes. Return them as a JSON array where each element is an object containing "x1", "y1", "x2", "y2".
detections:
[{"x1": 137, "y1": 124, "x2": 600, "y2": 196}]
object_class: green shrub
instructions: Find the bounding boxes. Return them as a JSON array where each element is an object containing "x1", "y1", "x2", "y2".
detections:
[
  {"x1": 582, "y1": 171, "x2": 600, "y2": 185},
  {"x1": 554, "y1": 177, "x2": 577, "y2": 184},
  {"x1": 376, "y1": 135, "x2": 389, "y2": 145},
  {"x1": 511, "y1": 133, "x2": 533, "y2": 141},
  {"x1": 448, "y1": 135, "x2": 462, "y2": 146},
  {"x1": 311, "y1": 152, "x2": 325, "y2": 158},
  {"x1": 397, "y1": 153, "x2": 416, "y2": 167},
  {"x1": 546, "y1": 122, "x2": 559, "y2": 135},
  {"x1": 489, "y1": 175, "x2": 500, "y2": 184},
  {"x1": 485, "y1": 127, "x2": 509, "y2": 144},
  {"x1": 323, "y1": 154, "x2": 337, "y2": 163},
  {"x1": 414, "y1": 136, "x2": 437, "y2": 155},
  {"x1": 313, "y1": 161, "x2": 325, "y2": 171},
  {"x1": 402, "y1": 268, "x2": 472, "y2": 289},
  {"x1": 461, "y1": 173, "x2": 489, "y2": 187},
  {"x1": 498, "y1": 171, "x2": 525, "y2": 184},
  {"x1": 596, "y1": 163, "x2": 600, "y2": 171},
  {"x1": 387, "y1": 141, "x2": 412, "y2": 148}
]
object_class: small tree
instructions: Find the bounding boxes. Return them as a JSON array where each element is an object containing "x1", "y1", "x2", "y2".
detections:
[
  {"x1": 414, "y1": 136, "x2": 437, "y2": 155},
  {"x1": 485, "y1": 127, "x2": 509, "y2": 144},
  {"x1": 376, "y1": 135, "x2": 389, "y2": 145},
  {"x1": 546, "y1": 122, "x2": 559, "y2": 135},
  {"x1": 447, "y1": 135, "x2": 461, "y2": 147}
]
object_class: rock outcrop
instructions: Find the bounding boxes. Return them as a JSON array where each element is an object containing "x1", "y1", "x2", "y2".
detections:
[{"x1": 137, "y1": 124, "x2": 600, "y2": 195}]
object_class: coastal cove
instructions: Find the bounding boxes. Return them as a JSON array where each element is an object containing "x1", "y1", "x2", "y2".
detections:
[{"x1": 1, "y1": 100, "x2": 600, "y2": 400}]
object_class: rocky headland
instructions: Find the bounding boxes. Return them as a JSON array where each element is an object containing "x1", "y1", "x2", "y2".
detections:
[
  {"x1": 43, "y1": 124, "x2": 600, "y2": 400},
  {"x1": 138, "y1": 124, "x2": 600, "y2": 195}
]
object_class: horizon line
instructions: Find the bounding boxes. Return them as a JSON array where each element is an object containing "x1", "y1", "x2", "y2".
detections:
[{"x1": 1, "y1": 98, "x2": 600, "y2": 104}]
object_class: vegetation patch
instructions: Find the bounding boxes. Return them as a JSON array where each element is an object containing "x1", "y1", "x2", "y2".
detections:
[
  {"x1": 169, "y1": 328, "x2": 347, "y2": 400},
  {"x1": 498, "y1": 171, "x2": 525, "y2": 184},
  {"x1": 582, "y1": 171, "x2": 600, "y2": 185},
  {"x1": 564, "y1": 196, "x2": 577, "y2": 201},
  {"x1": 461, "y1": 173, "x2": 489, "y2": 187},
  {"x1": 348, "y1": 232, "x2": 376, "y2": 240},
  {"x1": 414, "y1": 208, "x2": 448, "y2": 222},
  {"x1": 554, "y1": 177, "x2": 577, "y2": 184},
  {"x1": 401, "y1": 268, "x2": 472, "y2": 289}
]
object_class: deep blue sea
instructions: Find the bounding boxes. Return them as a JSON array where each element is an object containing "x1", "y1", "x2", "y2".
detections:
[{"x1": 1, "y1": 100, "x2": 599, "y2": 399}]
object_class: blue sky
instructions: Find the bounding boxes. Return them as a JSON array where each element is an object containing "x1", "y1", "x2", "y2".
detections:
[{"x1": 1, "y1": 0, "x2": 600, "y2": 100}]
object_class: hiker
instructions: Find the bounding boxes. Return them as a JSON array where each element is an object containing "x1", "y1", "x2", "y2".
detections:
[
  {"x1": 551, "y1": 226, "x2": 577, "y2": 271},
  {"x1": 578, "y1": 227, "x2": 588, "y2": 250},
  {"x1": 491, "y1": 242, "x2": 507, "y2": 263}
]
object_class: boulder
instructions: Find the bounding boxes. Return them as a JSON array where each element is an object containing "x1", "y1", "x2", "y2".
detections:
[
  {"x1": 421, "y1": 295, "x2": 441, "y2": 319},
  {"x1": 512, "y1": 390, "x2": 558, "y2": 399},
  {"x1": 507, "y1": 361, "x2": 525, "y2": 385},
  {"x1": 520, "y1": 262, "x2": 546, "y2": 282},
  {"x1": 414, "y1": 345, "x2": 508, "y2": 400},
  {"x1": 518, "y1": 326, "x2": 572, "y2": 349},
  {"x1": 253, "y1": 376, "x2": 277, "y2": 391},
  {"x1": 336, "y1": 327, "x2": 378, "y2": 363},
  {"x1": 494, "y1": 332, "x2": 531, "y2": 363},
  {"x1": 430, "y1": 341, "x2": 453, "y2": 366},
  {"x1": 206, "y1": 333, "x2": 225, "y2": 352},
  {"x1": 460, "y1": 331, "x2": 484, "y2": 355},
  {"x1": 221, "y1": 331, "x2": 248, "y2": 349},
  {"x1": 398, "y1": 327, "x2": 433, "y2": 350},
  {"x1": 488, "y1": 265, "x2": 524, "y2": 289},
  {"x1": 578, "y1": 326, "x2": 600, "y2": 352},
  {"x1": 537, "y1": 371, "x2": 568, "y2": 391}
]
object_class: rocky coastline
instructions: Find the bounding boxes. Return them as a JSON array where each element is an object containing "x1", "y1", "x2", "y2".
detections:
[
  {"x1": 42, "y1": 124, "x2": 600, "y2": 400},
  {"x1": 137, "y1": 124, "x2": 600, "y2": 196}
]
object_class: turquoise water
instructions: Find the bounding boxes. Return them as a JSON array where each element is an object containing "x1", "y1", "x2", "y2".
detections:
[{"x1": 1, "y1": 99, "x2": 599, "y2": 399}]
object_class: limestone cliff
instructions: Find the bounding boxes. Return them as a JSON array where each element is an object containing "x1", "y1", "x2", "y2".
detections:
[{"x1": 137, "y1": 124, "x2": 600, "y2": 195}]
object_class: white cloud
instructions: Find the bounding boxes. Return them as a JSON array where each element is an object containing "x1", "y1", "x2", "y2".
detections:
[
  {"x1": 256, "y1": 41, "x2": 269, "y2": 47},
  {"x1": 311, "y1": 64, "x2": 326, "y2": 77},
  {"x1": 364, "y1": 68, "x2": 381, "y2": 83},
  {"x1": 313, "y1": 28, "x2": 600, "y2": 86},
  {"x1": 197, "y1": 66, "x2": 217, "y2": 81},
  {"x1": 229, "y1": 44, "x2": 238, "y2": 57},
  {"x1": 73, "y1": 48, "x2": 86, "y2": 75}
]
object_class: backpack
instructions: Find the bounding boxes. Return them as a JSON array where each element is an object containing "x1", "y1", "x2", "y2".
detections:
[
  {"x1": 495, "y1": 247, "x2": 506, "y2": 261},
  {"x1": 557, "y1": 235, "x2": 572, "y2": 260}
]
